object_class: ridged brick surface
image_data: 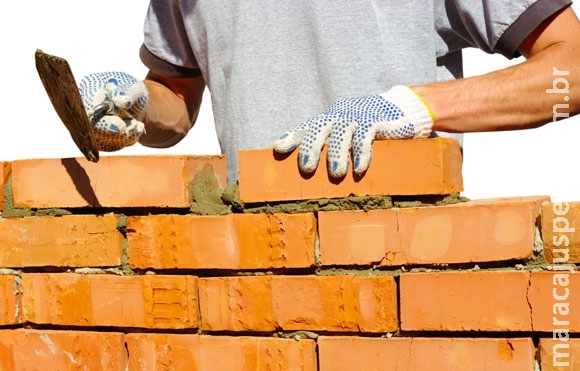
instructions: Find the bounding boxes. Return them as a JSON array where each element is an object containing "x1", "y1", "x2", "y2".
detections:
[
  {"x1": 199, "y1": 275, "x2": 398, "y2": 333},
  {"x1": 0, "y1": 214, "x2": 123, "y2": 268},
  {"x1": 126, "y1": 334, "x2": 317, "y2": 371},
  {"x1": 21, "y1": 273, "x2": 199, "y2": 329},
  {"x1": 127, "y1": 213, "x2": 316, "y2": 269},
  {"x1": 238, "y1": 138, "x2": 463, "y2": 202}
]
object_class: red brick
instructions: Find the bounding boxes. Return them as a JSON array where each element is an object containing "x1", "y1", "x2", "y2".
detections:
[
  {"x1": 528, "y1": 271, "x2": 580, "y2": 332},
  {"x1": 238, "y1": 138, "x2": 463, "y2": 202},
  {"x1": 542, "y1": 202, "x2": 580, "y2": 263},
  {"x1": 400, "y1": 271, "x2": 533, "y2": 331},
  {"x1": 539, "y1": 338, "x2": 580, "y2": 370},
  {"x1": 11, "y1": 155, "x2": 226, "y2": 208},
  {"x1": 0, "y1": 329, "x2": 127, "y2": 370},
  {"x1": 318, "y1": 337, "x2": 535, "y2": 371},
  {"x1": 126, "y1": 334, "x2": 317, "y2": 371},
  {"x1": 128, "y1": 213, "x2": 316, "y2": 270},
  {"x1": 0, "y1": 275, "x2": 20, "y2": 325},
  {"x1": 199, "y1": 275, "x2": 397, "y2": 332},
  {"x1": 0, "y1": 162, "x2": 10, "y2": 211},
  {"x1": 401, "y1": 271, "x2": 580, "y2": 332},
  {"x1": 0, "y1": 215, "x2": 123, "y2": 268},
  {"x1": 319, "y1": 196, "x2": 547, "y2": 266},
  {"x1": 21, "y1": 273, "x2": 198, "y2": 329}
]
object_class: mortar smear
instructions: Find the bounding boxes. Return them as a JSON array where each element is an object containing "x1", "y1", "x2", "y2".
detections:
[{"x1": 189, "y1": 164, "x2": 232, "y2": 215}]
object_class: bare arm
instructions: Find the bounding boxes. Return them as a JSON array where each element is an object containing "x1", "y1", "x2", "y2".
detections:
[
  {"x1": 413, "y1": 6, "x2": 580, "y2": 133},
  {"x1": 139, "y1": 71, "x2": 206, "y2": 148}
]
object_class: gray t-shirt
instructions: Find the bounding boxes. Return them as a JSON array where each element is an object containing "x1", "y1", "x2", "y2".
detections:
[{"x1": 140, "y1": 0, "x2": 571, "y2": 183}]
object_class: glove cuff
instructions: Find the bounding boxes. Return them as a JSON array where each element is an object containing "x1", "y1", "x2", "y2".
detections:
[{"x1": 380, "y1": 85, "x2": 434, "y2": 138}]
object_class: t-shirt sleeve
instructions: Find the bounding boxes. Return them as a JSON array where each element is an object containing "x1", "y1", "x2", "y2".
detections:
[
  {"x1": 140, "y1": 0, "x2": 202, "y2": 78},
  {"x1": 437, "y1": 0, "x2": 572, "y2": 59}
]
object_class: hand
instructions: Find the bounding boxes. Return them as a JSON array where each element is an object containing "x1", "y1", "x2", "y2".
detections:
[
  {"x1": 78, "y1": 71, "x2": 148, "y2": 151},
  {"x1": 273, "y1": 85, "x2": 434, "y2": 177}
]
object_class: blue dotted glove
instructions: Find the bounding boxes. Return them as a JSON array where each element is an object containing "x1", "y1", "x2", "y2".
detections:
[
  {"x1": 78, "y1": 72, "x2": 148, "y2": 151},
  {"x1": 274, "y1": 85, "x2": 434, "y2": 177}
]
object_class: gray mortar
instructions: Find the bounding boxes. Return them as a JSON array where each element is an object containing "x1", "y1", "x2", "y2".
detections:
[
  {"x1": 276, "y1": 330, "x2": 319, "y2": 340},
  {"x1": 315, "y1": 267, "x2": 403, "y2": 277},
  {"x1": 189, "y1": 164, "x2": 232, "y2": 215},
  {"x1": 1, "y1": 174, "x2": 72, "y2": 218},
  {"x1": 116, "y1": 215, "x2": 136, "y2": 276},
  {"x1": 533, "y1": 226, "x2": 544, "y2": 254},
  {"x1": 13, "y1": 274, "x2": 22, "y2": 322},
  {"x1": 0, "y1": 268, "x2": 21, "y2": 276}
]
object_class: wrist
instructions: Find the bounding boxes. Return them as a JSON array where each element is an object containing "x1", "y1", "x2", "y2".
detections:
[{"x1": 381, "y1": 85, "x2": 434, "y2": 138}]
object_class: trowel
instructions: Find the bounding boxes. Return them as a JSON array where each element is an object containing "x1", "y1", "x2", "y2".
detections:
[{"x1": 35, "y1": 49, "x2": 100, "y2": 162}]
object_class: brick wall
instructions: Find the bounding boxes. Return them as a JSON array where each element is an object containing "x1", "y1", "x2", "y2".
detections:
[{"x1": 0, "y1": 138, "x2": 578, "y2": 370}]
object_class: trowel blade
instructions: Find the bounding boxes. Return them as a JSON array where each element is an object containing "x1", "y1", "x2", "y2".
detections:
[{"x1": 35, "y1": 49, "x2": 99, "y2": 162}]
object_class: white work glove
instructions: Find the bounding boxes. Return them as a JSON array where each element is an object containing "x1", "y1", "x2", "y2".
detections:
[
  {"x1": 78, "y1": 72, "x2": 148, "y2": 151},
  {"x1": 274, "y1": 85, "x2": 434, "y2": 177}
]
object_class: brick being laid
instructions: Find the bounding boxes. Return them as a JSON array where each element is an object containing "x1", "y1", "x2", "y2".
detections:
[{"x1": 238, "y1": 138, "x2": 463, "y2": 202}]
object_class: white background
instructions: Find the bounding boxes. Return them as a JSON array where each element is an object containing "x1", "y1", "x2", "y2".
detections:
[{"x1": 2, "y1": 1, "x2": 578, "y2": 202}]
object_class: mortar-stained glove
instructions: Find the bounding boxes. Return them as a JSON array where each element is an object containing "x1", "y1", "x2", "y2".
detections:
[
  {"x1": 273, "y1": 85, "x2": 434, "y2": 177},
  {"x1": 78, "y1": 71, "x2": 148, "y2": 151}
]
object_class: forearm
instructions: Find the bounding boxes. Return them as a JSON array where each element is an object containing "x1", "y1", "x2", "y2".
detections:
[
  {"x1": 139, "y1": 73, "x2": 205, "y2": 148},
  {"x1": 413, "y1": 43, "x2": 579, "y2": 133},
  {"x1": 413, "y1": 6, "x2": 580, "y2": 133}
]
